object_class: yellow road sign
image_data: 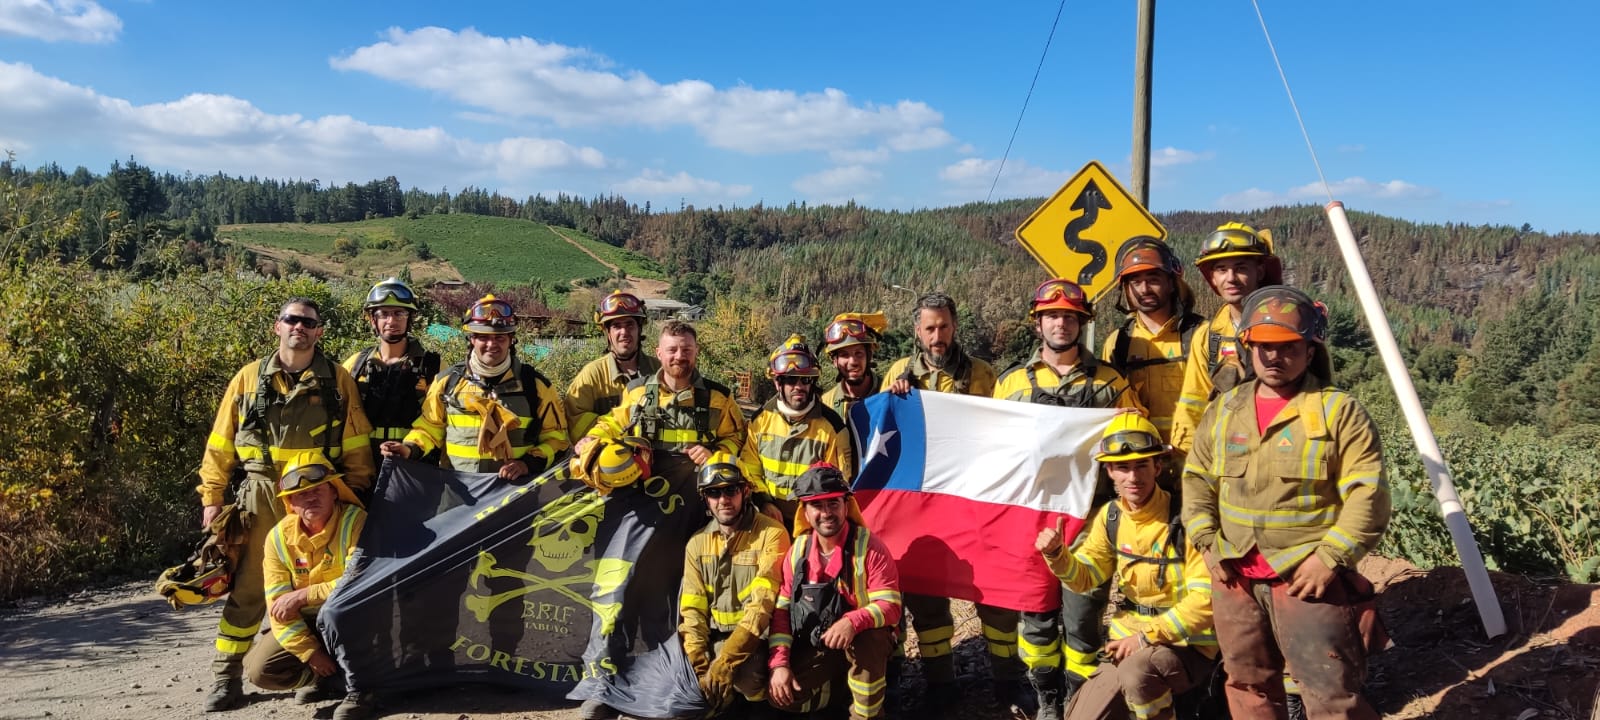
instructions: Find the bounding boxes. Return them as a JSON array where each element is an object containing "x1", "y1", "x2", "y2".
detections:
[{"x1": 1014, "y1": 160, "x2": 1167, "y2": 301}]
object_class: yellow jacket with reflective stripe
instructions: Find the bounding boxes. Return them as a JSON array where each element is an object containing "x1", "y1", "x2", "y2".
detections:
[
  {"x1": 880, "y1": 354, "x2": 996, "y2": 397},
  {"x1": 404, "y1": 360, "x2": 570, "y2": 472},
  {"x1": 1045, "y1": 488, "x2": 1216, "y2": 655},
  {"x1": 586, "y1": 371, "x2": 745, "y2": 457},
  {"x1": 737, "y1": 401, "x2": 852, "y2": 501},
  {"x1": 1101, "y1": 316, "x2": 1192, "y2": 442},
  {"x1": 1170, "y1": 308, "x2": 1245, "y2": 454},
  {"x1": 820, "y1": 372, "x2": 878, "y2": 425},
  {"x1": 262, "y1": 504, "x2": 366, "y2": 661},
  {"x1": 565, "y1": 353, "x2": 661, "y2": 438},
  {"x1": 1180, "y1": 374, "x2": 1390, "y2": 576},
  {"x1": 198, "y1": 354, "x2": 375, "y2": 507},
  {"x1": 679, "y1": 511, "x2": 791, "y2": 658},
  {"x1": 992, "y1": 349, "x2": 1145, "y2": 412}
]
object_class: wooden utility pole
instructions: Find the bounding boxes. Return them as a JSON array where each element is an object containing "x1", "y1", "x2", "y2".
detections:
[{"x1": 1132, "y1": 0, "x2": 1156, "y2": 205}]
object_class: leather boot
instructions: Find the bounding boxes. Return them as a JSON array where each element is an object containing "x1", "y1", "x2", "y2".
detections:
[
  {"x1": 332, "y1": 690, "x2": 376, "y2": 720},
  {"x1": 1027, "y1": 668, "x2": 1065, "y2": 720},
  {"x1": 203, "y1": 676, "x2": 243, "y2": 713}
]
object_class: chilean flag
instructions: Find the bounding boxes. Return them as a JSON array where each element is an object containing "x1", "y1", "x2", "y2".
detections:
[{"x1": 849, "y1": 390, "x2": 1117, "y2": 613}]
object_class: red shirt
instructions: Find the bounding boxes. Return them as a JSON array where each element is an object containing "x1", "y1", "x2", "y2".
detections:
[{"x1": 769, "y1": 521, "x2": 901, "y2": 668}]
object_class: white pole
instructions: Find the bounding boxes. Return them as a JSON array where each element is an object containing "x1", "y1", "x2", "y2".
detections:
[{"x1": 1324, "y1": 201, "x2": 1506, "y2": 638}]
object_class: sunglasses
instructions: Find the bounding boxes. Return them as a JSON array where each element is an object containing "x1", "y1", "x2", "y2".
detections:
[
  {"x1": 777, "y1": 376, "x2": 816, "y2": 386},
  {"x1": 824, "y1": 318, "x2": 874, "y2": 345},
  {"x1": 279, "y1": 314, "x2": 323, "y2": 329},
  {"x1": 278, "y1": 464, "x2": 329, "y2": 492},
  {"x1": 1098, "y1": 430, "x2": 1162, "y2": 456},
  {"x1": 1033, "y1": 280, "x2": 1087, "y2": 305},
  {"x1": 701, "y1": 486, "x2": 742, "y2": 499},
  {"x1": 599, "y1": 293, "x2": 645, "y2": 316},
  {"x1": 1201, "y1": 228, "x2": 1270, "y2": 255}
]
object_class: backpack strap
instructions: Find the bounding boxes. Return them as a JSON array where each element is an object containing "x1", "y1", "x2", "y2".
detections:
[
  {"x1": 1110, "y1": 323, "x2": 1133, "y2": 371},
  {"x1": 1104, "y1": 501, "x2": 1186, "y2": 589}
]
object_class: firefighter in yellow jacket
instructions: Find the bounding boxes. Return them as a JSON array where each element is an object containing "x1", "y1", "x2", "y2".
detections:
[
  {"x1": 198, "y1": 297, "x2": 374, "y2": 713},
  {"x1": 1036, "y1": 415, "x2": 1217, "y2": 720},
  {"x1": 740, "y1": 336, "x2": 852, "y2": 526},
  {"x1": 382, "y1": 295, "x2": 569, "y2": 479},
  {"x1": 566, "y1": 290, "x2": 661, "y2": 437},
  {"x1": 994, "y1": 279, "x2": 1143, "y2": 719},
  {"x1": 1168, "y1": 223, "x2": 1284, "y2": 454},
  {"x1": 1099, "y1": 239, "x2": 1205, "y2": 444},
  {"x1": 679, "y1": 457, "x2": 792, "y2": 712},
  {"x1": 244, "y1": 452, "x2": 373, "y2": 720},
  {"x1": 1182, "y1": 286, "x2": 1389, "y2": 719},
  {"x1": 819, "y1": 312, "x2": 887, "y2": 423}
]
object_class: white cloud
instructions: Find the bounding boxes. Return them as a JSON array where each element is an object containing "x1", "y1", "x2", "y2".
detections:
[
  {"x1": 938, "y1": 157, "x2": 1071, "y2": 200},
  {"x1": 330, "y1": 27, "x2": 953, "y2": 157},
  {"x1": 612, "y1": 170, "x2": 752, "y2": 203},
  {"x1": 0, "y1": 60, "x2": 606, "y2": 186},
  {"x1": 792, "y1": 165, "x2": 881, "y2": 203},
  {"x1": 0, "y1": 0, "x2": 120, "y2": 43},
  {"x1": 1217, "y1": 176, "x2": 1437, "y2": 209},
  {"x1": 1147, "y1": 146, "x2": 1213, "y2": 168}
]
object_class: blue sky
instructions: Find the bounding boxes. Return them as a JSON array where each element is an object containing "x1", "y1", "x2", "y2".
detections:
[{"x1": 0, "y1": 1, "x2": 1593, "y2": 231}]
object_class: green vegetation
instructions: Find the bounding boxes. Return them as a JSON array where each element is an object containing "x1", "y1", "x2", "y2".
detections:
[{"x1": 555, "y1": 226, "x2": 667, "y2": 280}]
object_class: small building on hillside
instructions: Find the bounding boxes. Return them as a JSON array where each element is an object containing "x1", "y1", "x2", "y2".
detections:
[{"x1": 643, "y1": 298, "x2": 705, "y2": 321}]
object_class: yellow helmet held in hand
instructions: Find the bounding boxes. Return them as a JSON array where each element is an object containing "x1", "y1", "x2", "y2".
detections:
[
  {"x1": 1094, "y1": 413, "x2": 1169, "y2": 463},
  {"x1": 572, "y1": 437, "x2": 653, "y2": 493}
]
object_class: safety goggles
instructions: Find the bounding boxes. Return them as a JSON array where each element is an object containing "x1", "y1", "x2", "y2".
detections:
[
  {"x1": 466, "y1": 299, "x2": 516, "y2": 325},
  {"x1": 366, "y1": 284, "x2": 417, "y2": 306},
  {"x1": 599, "y1": 292, "x2": 645, "y2": 317},
  {"x1": 278, "y1": 464, "x2": 330, "y2": 493},
  {"x1": 771, "y1": 351, "x2": 820, "y2": 377},
  {"x1": 1032, "y1": 279, "x2": 1087, "y2": 306},
  {"x1": 1098, "y1": 430, "x2": 1162, "y2": 457},
  {"x1": 824, "y1": 318, "x2": 875, "y2": 345},
  {"x1": 1200, "y1": 228, "x2": 1271, "y2": 256},
  {"x1": 278, "y1": 314, "x2": 323, "y2": 329}
]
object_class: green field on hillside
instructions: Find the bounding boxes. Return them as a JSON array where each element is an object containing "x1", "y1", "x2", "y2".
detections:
[
  {"x1": 555, "y1": 227, "x2": 668, "y2": 280},
  {"x1": 222, "y1": 215, "x2": 625, "y2": 285}
]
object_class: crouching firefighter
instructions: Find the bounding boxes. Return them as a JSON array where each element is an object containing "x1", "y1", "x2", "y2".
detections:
[
  {"x1": 680, "y1": 456, "x2": 793, "y2": 712},
  {"x1": 1036, "y1": 415, "x2": 1218, "y2": 720},
  {"x1": 244, "y1": 452, "x2": 375, "y2": 720},
  {"x1": 769, "y1": 464, "x2": 902, "y2": 719}
]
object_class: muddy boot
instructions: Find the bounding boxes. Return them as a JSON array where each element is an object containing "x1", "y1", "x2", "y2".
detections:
[
  {"x1": 204, "y1": 676, "x2": 243, "y2": 713},
  {"x1": 1027, "y1": 668, "x2": 1064, "y2": 720},
  {"x1": 579, "y1": 698, "x2": 618, "y2": 719},
  {"x1": 295, "y1": 673, "x2": 344, "y2": 704},
  {"x1": 332, "y1": 690, "x2": 376, "y2": 720}
]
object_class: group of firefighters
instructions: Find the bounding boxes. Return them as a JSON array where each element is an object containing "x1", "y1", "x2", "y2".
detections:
[{"x1": 183, "y1": 220, "x2": 1390, "y2": 720}]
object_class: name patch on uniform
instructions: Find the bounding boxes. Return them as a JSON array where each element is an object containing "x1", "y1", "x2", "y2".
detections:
[{"x1": 733, "y1": 550, "x2": 759, "y2": 566}]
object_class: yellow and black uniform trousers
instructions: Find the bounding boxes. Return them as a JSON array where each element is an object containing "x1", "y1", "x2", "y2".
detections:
[
  {"x1": 994, "y1": 349, "x2": 1143, "y2": 697},
  {"x1": 404, "y1": 359, "x2": 570, "y2": 474},
  {"x1": 1045, "y1": 489, "x2": 1216, "y2": 720},
  {"x1": 342, "y1": 338, "x2": 440, "y2": 460},
  {"x1": 679, "y1": 511, "x2": 791, "y2": 701},
  {"x1": 244, "y1": 504, "x2": 367, "y2": 691},
  {"x1": 736, "y1": 400, "x2": 852, "y2": 526},
  {"x1": 197, "y1": 353, "x2": 374, "y2": 675},
  {"x1": 1182, "y1": 373, "x2": 1390, "y2": 719},
  {"x1": 565, "y1": 352, "x2": 661, "y2": 438},
  {"x1": 1169, "y1": 308, "x2": 1247, "y2": 454}
]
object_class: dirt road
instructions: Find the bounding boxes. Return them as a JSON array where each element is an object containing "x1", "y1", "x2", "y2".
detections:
[{"x1": 2, "y1": 559, "x2": 1595, "y2": 719}]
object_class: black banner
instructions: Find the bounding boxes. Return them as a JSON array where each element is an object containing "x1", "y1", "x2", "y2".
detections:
[{"x1": 319, "y1": 458, "x2": 708, "y2": 718}]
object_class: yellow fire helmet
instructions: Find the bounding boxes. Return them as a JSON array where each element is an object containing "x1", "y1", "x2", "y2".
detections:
[
  {"x1": 768, "y1": 334, "x2": 822, "y2": 379},
  {"x1": 155, "y1": 557, "x2": 233, "y2": 610},
  {"x1": 571, "y1": 437, "x2": 653, "y2": 494},
  {"x1": 1094, "y1": 413, "x2": 1170, "y2": 463},
  {"x1": 1195, "y1": 222, "x2": 1285, "y2": 290},
  {"x1": 822, "y1": 311, "x2": 888, "y2": 355},
  {"x1": 275, "y1": 451, "x2": 363, "y2": 511}
]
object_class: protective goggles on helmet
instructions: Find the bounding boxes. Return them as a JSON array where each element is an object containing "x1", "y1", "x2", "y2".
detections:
[
  {"x1": 1030, "y1": 279, "x2": 1091, "y2": 317},
  {"x1": 365, "y1": 280, "x2": 419, "y2": 311},
  {"x1": 277, "y1": 464, "x2": 330, "y2": 495},
  {"x1": 464, "y1": 297, "x2": 516, "y2": 332},
  {"x1": 824, "y1": 318, "x2": 876, "y2": 347},
  {"x1": 1097, "y1": 430, "x2": 1163, "y2": 458},
  {"x1": 770, "y1": 349, "x2": 822, "y2": 377},
  {"x1": 697, "y1": 462, "x2": 746, "y2": 493},
  {"x1": 1198, "y1": 228, "x2": 1272, "y2": 261},
  {"x1": 597, "y1": 292, "x2": 646, "y2": 322}
]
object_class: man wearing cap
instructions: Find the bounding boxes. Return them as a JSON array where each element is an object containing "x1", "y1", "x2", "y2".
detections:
[
  {"x1": 244, "y1": 452, "x2": 374, "y2": 720},
  {"x1": 1168, "y1": 223, "x2": 1285, "y2": 454},
  {"x1": 769, "y1": 465, "x2": 902, "y2": 719},
  {"x1": 381, "y1": 294, "x2": 569, "y2": 479},
  {"x1": 1182, "y1": 286, "x2": 1389, "y2": 720},
  {"x1": 1036, "y1": 415, "x2": 1216, "y2": 720},
  {"x1": 993, "y1": 278, "x2": 1143, "y2": 719},
  {"x1": 567, "y1": 290, "x2": 660, "y2": 438},
  {"x1": 739, "y1": 336, "x2": 852, "y2": 526},
  {"x1": 679, "y1": 455, "x2": 792, "y2": 712},
  {"x1": 343, "y1": 278, "x2": 441, "y2": 462},
  {"x1": 819, "y1": 312, "x2": 887, "y2": 423},
  {"x1": 1099, "y1": 239, "x2": 1205, "y2": 445},
  {"x1": 198, "y1": 297, "x2": 374, "y2": 712}
]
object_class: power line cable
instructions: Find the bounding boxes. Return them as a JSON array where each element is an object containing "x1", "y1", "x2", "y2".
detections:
[
  {"x1": 1249, "y1": 0, "x2": 1333, "y2": 203},
  {"x1": 988, "y1": 0, "x2": 1070, "y2": 203}
]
